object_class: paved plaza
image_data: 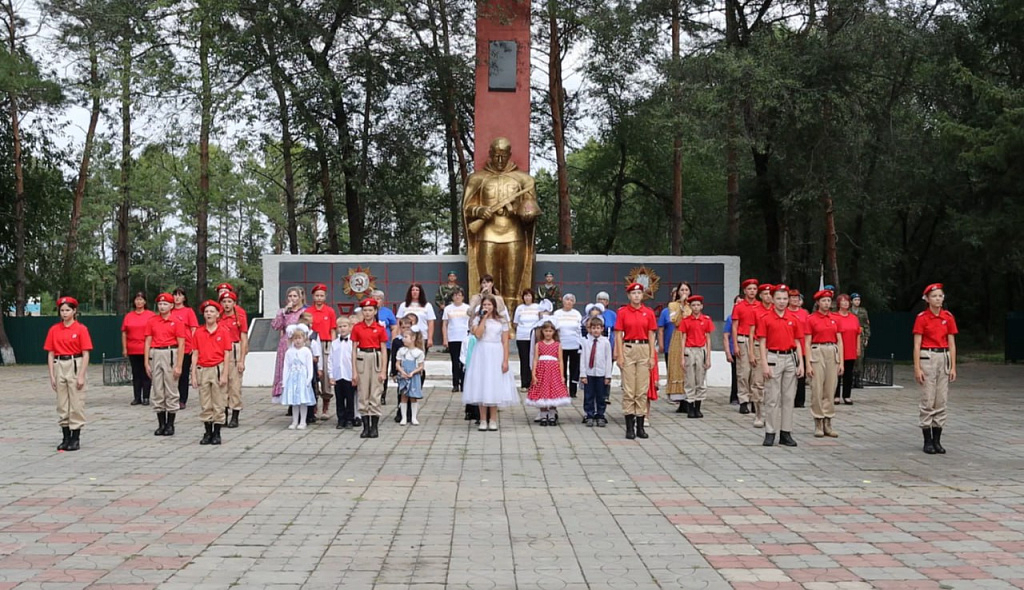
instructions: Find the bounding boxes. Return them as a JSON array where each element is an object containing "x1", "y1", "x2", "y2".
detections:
[{"x1": 2, "y1": 363, "x2": 1024, "y2": 589}]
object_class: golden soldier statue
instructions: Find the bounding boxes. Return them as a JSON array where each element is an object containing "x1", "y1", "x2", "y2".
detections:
[{"x1": 463, "y1": 137, "x2": 540, "y2": 308}]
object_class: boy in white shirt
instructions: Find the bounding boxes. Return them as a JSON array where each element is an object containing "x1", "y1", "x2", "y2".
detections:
[
  {"x1": 580, "y1": 316, "x2": 613, "y2": 427},
  {"x1": 328, "y1": 317, "x2": 356, "y2": 429},
  {"x1": 442, "y1": 288, "x2": 470, "y2": 393}
]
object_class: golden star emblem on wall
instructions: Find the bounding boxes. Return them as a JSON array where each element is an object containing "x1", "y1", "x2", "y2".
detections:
[
  {"x1": 343, "y1": 266, "x2": 377, "y2": 297},
  {"x1": 625, "y1": 266, "x2": 660, "y2": 300}
]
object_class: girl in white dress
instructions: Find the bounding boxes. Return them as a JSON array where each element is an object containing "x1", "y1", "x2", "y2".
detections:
[
  {"x1": 280, "y1": 325, "x2": 316, "y2": 430},
  {"x1": 461, "y1": 294, "x2": 519, "y2": 431}
]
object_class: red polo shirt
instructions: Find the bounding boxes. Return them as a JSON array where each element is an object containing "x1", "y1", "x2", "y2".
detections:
[
  {"x1": 731, "y1": 299, "x2": 760, "y2": 336},
  {"x1": 756, "y1": 309, "x2": 804, "y2": 350},
  {"x1": 310, "y1": 303, "x2": 337, "y2": 341},
  {"x1": 122, "y1": 310, "x2": 156, "y2": 355},
  {"x1": 615, "y1": 304, "x2": 657, "y2": 340},
  {"x1": 146, "y1": 314, "x2": 187, "y2": 348},
  {"x1": 193, "y1": 323, "x2": 234, "y2": 367},
  {"x1": 171, "y1": 306, "x2": 199, "y2": 354},
  {"x1": 218, "y1": 310, "x2": 248, "y2": 343},
  {"x1": 913, "y1": 309, "x2": 958, "y2": 349},
  {"x1": 805, "y1": 311, "x2": 840, "y2": 344},
  {"x1": 835, "y1": 312, "x2": 862, "y2": 360},
  {"x1": 351, "y1": 321, "x2": 389, "y2": 350},
  {"x1": 44, "y1": 321, "x2": 94, "y2": 356},
  {"x1": 680, "y1": 314, "x2": 714, "y2": 347}
]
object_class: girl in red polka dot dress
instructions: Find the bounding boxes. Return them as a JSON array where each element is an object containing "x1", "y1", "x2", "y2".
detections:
[{"x1": 526, "y1": 321, "x2": 571, "y2": 425}]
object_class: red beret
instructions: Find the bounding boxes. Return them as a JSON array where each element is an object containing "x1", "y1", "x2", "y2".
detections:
[
  {"x1": 56, "y1": 296, "x2": 78, "y2": 308},
  {"x1": 788, "y1": 289, "x2": 801, "y2": 297},
  {"x1": 626, "y1": 282, "x2": 645, "y2": 293},
  {"x1": 813, "y1": 289, "x2": 834, "y2": 300},
  {"x1": 741, "y1": 278, "x2": 759, "y2": 289},
  {"x1": 923, "y1": 283, "x2": 943, "y2": 297},
  {"x1": 312, "y1": 283, "x2": 328, "y2": 293},
  {"x1": 772, "y1": 284, "x2": 790, "y2": 294},
  {"x1": 218, "y1": 291, "x2": 237, "y2": 301},
  {"x1": 215, "y1": 283, "x2": 234, "y2": 292},
  {"x1": 359, "y1": 297, "x2": 378, "y2": 308},
  {"x1": 688, "y1": 295, "x2": 704, "y2": 303},
  {"x1": 156, "y1": 293, "x2": 174, "y2": 304},
  {"x1": 200, "y1": 300, "x2": 223, "y2": 314},
  {"x1": 758, "y1": 283, "x2": 773, "y2": 293}
]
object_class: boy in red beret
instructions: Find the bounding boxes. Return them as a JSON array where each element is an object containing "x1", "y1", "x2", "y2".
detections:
[
  {"x1": 44, "y1": 296, "x2": 93, "y2": 451},
  {"x1": 351, "y1": 297, "x2": 389, "y2": 438},
  {"x1": 614, "y1": 283, "x2": 657, "y2": 440},
  {"x1": 145, "y1": 293, "x2": 187, "y2": 436},
  {"x1": 192, "y1": 300, "x2": 233, "y2": 445},
  {"x1": 913, "y1": 283, "x2": 957, "y2": 454}
]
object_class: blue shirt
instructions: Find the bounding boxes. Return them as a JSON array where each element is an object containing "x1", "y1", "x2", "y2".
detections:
[
  {"x1": 723, "y1": 315, "x2": 735, "y2": 354},
  {"x1": 602, "y1": 308, "x2": 617, "y2": 352},
  {"x1": 378, "y1": 307, "x2": 398, "y2": 348},
  {"x1": 658, "y1": 307, "x2": 675, "y2": 349}
]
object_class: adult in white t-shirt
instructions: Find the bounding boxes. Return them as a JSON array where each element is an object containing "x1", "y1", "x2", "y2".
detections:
[
  {"x1": 442, "y1": 289, "x2": 471, "y2": 393},
  {"x1": 512, "y1": 289, "x2": 543, "y2": 389},
  {"x1": 395, "y1": 283, "x2": 437, "y2": 349},
  {"x1": 551, "y1": 293, "x2": 583, "y2": 398}
]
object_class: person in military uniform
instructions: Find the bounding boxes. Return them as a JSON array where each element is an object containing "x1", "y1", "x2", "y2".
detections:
[
  {"x1": 851, "y1": 293, "x2": 871, "y2": 387},
  {"x1": 535, "y1": 271, "x2": 560, "y2": 310},
  {"x1": 435, "y1": 270, "x2": 461, "y2": 312}
]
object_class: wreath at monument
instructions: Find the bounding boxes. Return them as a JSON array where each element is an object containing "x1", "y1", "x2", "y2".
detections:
[
  {"x1": 624, "y1": 266, "x2": 660, "y2": 300},
  {"x1": 343, "y1": 266, "x2": 377, "y2": 297}
]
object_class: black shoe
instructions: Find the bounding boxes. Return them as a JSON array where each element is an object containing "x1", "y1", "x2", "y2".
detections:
[
  {"x1": 286, "y1": 406, "x2": 293, "y2": 416},
  {"x1": 155, "y1": 412, "x2": 167, "y2": 436},
  {"x1": 539, "y1": 416, "x2": 549, "y2": 427},
  {"x1": 604, "y1": 397, "x2": 610, "y2": 404},
  {"x1": 779, "y1": 431, "x2": 798, "y2": 447},
  {"x1": 165, "y1": 412, "x2": 176, "y2": 436},
  {"x1": 395, "y1": 406, "x2": 403, "y2": 423},
  {"x1": 597, "y1": 417, "x2": 607, "y2": 427},
  {"x1": 142, "y1": 397, "x2": 150, "y2": 406},
  {"x1": 763, "y1": 433, "x2": 776, "y2": 446},
  {"x1": 551, "y1": 412, "x2": 559, "y2": 426},
  {"x1": 687, "y1": 403, "x2": 698, "y2": 419},
  {"x1": 585, "y1": 417, "x2": 595, "y2": 427},
  {"x1": 695, "y1": 400, "x2": 704, "y2": 418},
  {"x1": 739, "y1": 402, "x2": 750, "y2": 415},
  {"x1": 211, "y1": 424, "x2": 222, "y2": 445},
  {"x1": 229, "y1": 410, "x2": 239, "y2": 428},
  {"x1": 932, "y1": 427, "x2": 945, "y2": 454},
  {"x1": 57, "y1": 426, "x2": 71, "y2": 451},
  {"x1": 635, "y1": 416, "x2": 648, "y2": 439},
  {"x1": 676, "y1": 401, "x2": 688, "y2": 414},
  {"x1": 131, "y1": 399, "x2": 141, "y2": 406},
  {"x1": 569, "y1": 391, "x2": 577, "y2": 398},
  {"x1": 359, "y1": 417, "x2": 371, "y2": 438},
  {"x1": 336, "y1": 420, "x2": 345, "y2": 429},
  {"x1": 369, "y1": 416, "x2": 380, "y2": 438},
  {"x1": 201, "y1": 422, "x2": 213, "y2": 445},
  {"x1": 66, "y1": 429, "x2": 80, "y2": 451},
  {"x1": 306, "y1": 407, "x2": 317, "y2": 424},
  {"x1": 842, "y1": 398, "x2": 853, "y2": 405},
  {"x1": 452, "y1": 387, "x2": 459, "y2": 392},
  {"x1": 581, "y1": 415, "x2": 589, "y2": 424},
  {"x1": 923, "y1": 428, "x2": 937, "y2": 454},
  {"x1": 625, "y1": 415, "x2": 636, "y2": 440}
]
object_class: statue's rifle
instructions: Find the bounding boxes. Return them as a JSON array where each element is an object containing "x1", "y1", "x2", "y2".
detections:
[{"x1": 466, "y1": 185, "x2": 533, "y2": 234}]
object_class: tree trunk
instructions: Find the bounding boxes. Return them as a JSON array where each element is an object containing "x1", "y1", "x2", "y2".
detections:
[
  {"x1": 753, "y1": 149, "x2": 781, "y2": 277},
  {"x1": 0, "y1": 299, "x2": 14, "y2": 364},
  {"x1": 548, "y1": 2, "x2": 571, "y2": 254},
  {"x1": 115, "y1": 39, "x2": 132, "y2": 316},
  {"x1": 436, "y1": 0, "x2": 462, "y2": 253},
  {"x1": 670, "y1": 1, "x2": 683, "y2": 255},
  {"x1": 62, "y1": 39, "x2": 101, "y2": 294},
  {"x1": 267, "y1": 52, "x2": 298, "y2": 254},
  {"x1": 6, "y1": 5, "x2": 26, "y2": 315},
  {"x1": 821, "y1": 186, "x2": 840, "y2": 289},
  {"x1": 317, "y1": 146, "x2": 336, "y2": 252},
  {"x1": 602, "y1": 142, "x2": 629, "y2": 254},
  {"x1": 196, "y1": 7, "x2": 212, "y2": 303}
]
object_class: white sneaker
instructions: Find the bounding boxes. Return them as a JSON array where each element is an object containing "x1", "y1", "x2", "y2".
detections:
[
  {"x1": 753, "y1": 417, "x2": 765, "y2": 428},
  {"x1": 297, "y1": 424, "x2": 307, "y2": 430},
  {"x1": 400, "y1": 417, "x2": 407, "y2": 426},
  {"x1": 488, "y1": 420, "x2": 498, "y2": 431},
  {"x1": 288, "y1": 424, "x2": 297, "y2": 430},
  {"x1": 478, "y1": 421, "x2": 488, "y2": 431}
]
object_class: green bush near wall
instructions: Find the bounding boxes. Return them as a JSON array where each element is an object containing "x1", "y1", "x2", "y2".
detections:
[{"x1": 4, "y1": 316, "x2": 125, "y2": 365}]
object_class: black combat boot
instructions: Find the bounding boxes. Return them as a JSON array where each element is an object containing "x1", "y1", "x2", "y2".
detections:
[
  {"x1": 635, "y1": 416, "x2": 648, "y2": 439},
  {"x1": 211, "y1": 423, "x2": 222, "y2": 445},
  {"x1": 695, "y1": 400, "x2": 704, "y2": 418},
  {"x1": 66, "y1": 429, "x2": 81, "y2": 451},
  {"x1": 922, "y1": 428, "x2": 936, "y2": 454},
  {"x1": 369, "y1": 416, "x2": 380, "y2": 438},
  {"x1": 165, "y1": 412, "x2": 176, "y2": 436},
  {"x1": 625, "y1": 415, "x2": 636, "y2": 440},
  {"x1": 763, "y1": 432, "x2": 776, "y2": 446},
  {"x1": 739, "y1": 402, "x2": 750, "y2": 414},
  {"x1": 360, "y1": 416, "x2": 371, "y2": 438},
  {"x1": 155, "y1": 412, "x2": 167, "y2": 436},
  {"x1": 779, "y1": 431, "x2": 798, "y2": 447},
  {"x1": 676, "y1": 400, "x2": 688, "y2": 414},
  {"x1": 932, "y1": 427, "x2": 945, "y2": 454},
  {"x1": 201, "y1": 422, "x2": 213, "y2": 445},
  {"x1": 228, "y1": 410, "x2": 240, "y2": 428},
  {"x1": 57, "y1": 426, "x2": 71, "y2": 451}
]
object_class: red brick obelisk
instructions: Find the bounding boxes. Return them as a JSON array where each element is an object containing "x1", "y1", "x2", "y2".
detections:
[{"x1": 474, "y1": 0, "x2": 531, "y2": 172}]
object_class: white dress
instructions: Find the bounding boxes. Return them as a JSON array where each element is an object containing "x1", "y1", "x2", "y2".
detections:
[{"x1": 461, "y1": 318, "x2": 520, "y2": 407}]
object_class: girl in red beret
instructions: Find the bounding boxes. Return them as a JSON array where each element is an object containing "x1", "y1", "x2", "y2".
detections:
[
  {"x1": 44, "y1": 297, "x2": 93, "y2": 451},
  {"x1": 913, "y1": 284, "x2": 957, "y2": 454}
]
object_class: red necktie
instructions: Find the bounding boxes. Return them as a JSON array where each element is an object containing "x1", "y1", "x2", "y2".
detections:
[{"x1": 589, "y1": 337, "x2": 598, "y2": 369}]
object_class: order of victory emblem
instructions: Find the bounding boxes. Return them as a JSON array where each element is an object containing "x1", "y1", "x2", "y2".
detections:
[
  {"x1": 343, "y1": 266, "x2": 377, "y2": 297},
  {"x1": 624, "y1": 266, "x2": 660, "y2": 300}
]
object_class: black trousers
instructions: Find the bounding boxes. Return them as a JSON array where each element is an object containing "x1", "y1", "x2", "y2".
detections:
[
  {"x1": 178, "y1": 353, "x2": 193, "y2": 405},
  {"x1": 729, "y1": 358, "x2": 738, "y2": 404},
  {"x1": 516, "y1": 339, "x2": 532, "y2": 389},
  {"x1": 795, "y1": 376, "x2": 806, "y2": 407},
  {"x1": 835, "y1": 359, "x2": 856, "y2": 400},
  {"x1": 448, "y1": 341, "x2": 464, "y2": 389},
  {"x1": 561, "y1": 348, "x2": 580, "y2": 397},
  {"x1": 335, "y1": 379, "x2": 355, "y2": 425},
  {"x1": 128, "y1": 354, "x2": 151, "y2": 402}
]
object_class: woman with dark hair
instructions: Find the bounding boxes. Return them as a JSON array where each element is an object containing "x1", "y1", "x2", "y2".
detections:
[
  {"x1": 833, "y1": 293, "x2": 861, "y2": 405},
  {"x1": 512, "y1": 288, "x2": 542, "y2": 389},
  {"x1": 664, "y1": 282, "x2": 692, "y2": 413},
  {"x1": 396, "y1": 283, "x2": 437, "y2": 349},
  {"x1": 170, "y1": 287, "x2": 199, "y2": 409},
  {"x1": 45, "y1": 296, "x2": 93, "y2": 451},
  {"x1": 121, "y1": 292, "x2": 155, "y2": 405},
  {"x1": 271, "y1": 286, "x2": 308, "y2": 399}
]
